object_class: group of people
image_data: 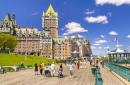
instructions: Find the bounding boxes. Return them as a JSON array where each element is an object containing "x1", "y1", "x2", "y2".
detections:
[
  {"x1": 89, "y1": 59, "x2": 104, "y2": 68},
  {"x1": 35, "y1": 62, "x2": 63, "y2": 77}
]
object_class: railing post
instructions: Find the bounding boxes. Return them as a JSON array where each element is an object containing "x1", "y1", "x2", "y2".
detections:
[{"x1": 126, "y1": 68, "x2": 128, "y2": 81}]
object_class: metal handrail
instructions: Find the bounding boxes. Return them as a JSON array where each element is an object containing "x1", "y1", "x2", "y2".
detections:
[{"x1": 104, "y1": 62, "x2": 130, "y2": 81}]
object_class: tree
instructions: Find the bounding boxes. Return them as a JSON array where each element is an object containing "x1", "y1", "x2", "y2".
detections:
[{"x1": 0, "y1": 32, "x2": 17, "y2": 53}]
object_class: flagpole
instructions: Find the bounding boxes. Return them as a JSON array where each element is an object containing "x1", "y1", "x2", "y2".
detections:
[
  {"x1": 25, "y1": 27, "x2": 27, "y2": 60},
  {"x1": 117, "y1": 38, "x2": 118, "y2": 48}
]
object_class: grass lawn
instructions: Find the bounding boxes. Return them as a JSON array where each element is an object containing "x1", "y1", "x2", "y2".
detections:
[{"x1": 0, "y1": 53, "x2": 60, "y2": 67}]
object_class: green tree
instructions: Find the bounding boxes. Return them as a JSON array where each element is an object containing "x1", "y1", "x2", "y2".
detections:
[{"x1": 0, "y1": 32, "x2": 17, "y2": 53}]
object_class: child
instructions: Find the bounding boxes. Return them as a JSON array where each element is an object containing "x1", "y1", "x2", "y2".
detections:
[{"x1": 35, "y1": 63, "x2": 38, "y2": 75}]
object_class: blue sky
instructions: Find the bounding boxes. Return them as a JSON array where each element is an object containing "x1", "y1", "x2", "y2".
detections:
[{"x1": 0, "y1": 0, "x2": 130, "y2": 55}]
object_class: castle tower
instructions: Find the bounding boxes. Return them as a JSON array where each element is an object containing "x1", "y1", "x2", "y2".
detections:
[{"x1": 42, "y1": 4, "x2": 59, "y2": 38}]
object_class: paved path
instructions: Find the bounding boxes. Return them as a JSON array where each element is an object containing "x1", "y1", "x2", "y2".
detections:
[
  {"x1": 0, "y1": 62, "x2": 94, "y2": 85},
  {"x1": 0, "y1": 62, "x2": 126, "y2": 85},
  {"x1": 99, "y1": 63, "x2": 126, "y2": 85}
]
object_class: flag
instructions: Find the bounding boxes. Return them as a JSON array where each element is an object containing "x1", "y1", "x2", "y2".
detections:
[
  {"x1": 26, "y1": 28, "x2": 27, "y2": 31},
  {"x1": 112, "y1": 38, "x2": 117, "y2": 41}
]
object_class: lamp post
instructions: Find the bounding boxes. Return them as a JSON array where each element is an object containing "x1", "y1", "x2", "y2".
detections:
[{"x1": 107, "y1": 47, "x2": 111, "y2": 72}]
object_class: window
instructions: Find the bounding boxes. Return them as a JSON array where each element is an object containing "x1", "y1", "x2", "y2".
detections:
[
  {"x1": 19, "y1": 38, "x2": 21, "y2": 40},
  {"x1": 19, "y1": 41, "x2": 21, "y2": 43},
  {"x1": 6, "y1": 28, "x2": 8, "y2": 30}
]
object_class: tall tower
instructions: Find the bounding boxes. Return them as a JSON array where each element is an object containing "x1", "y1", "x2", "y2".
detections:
[{"x1": 42, "y1": 4, "x2": 59, "y2": 38}]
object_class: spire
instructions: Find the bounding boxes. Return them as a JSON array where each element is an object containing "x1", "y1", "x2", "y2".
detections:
[
  {"x1": 75, "y1": 33, "x2": 79, "y2": 39},
  {"x1": 42, "y1": 11, "x2": 45, "y2": 16},
  {"x1": 67, "y1": 35, "x2": 71, "y2": 41},
  {"x1": 44, "y1": 4, "x2": 58, "y2": 17},
  {"x1": 4, "y1": 13, "x2": 11, "y2": 21},
  {"x1": 83, "y1": 35, "x2": 88, "y2": 41}
]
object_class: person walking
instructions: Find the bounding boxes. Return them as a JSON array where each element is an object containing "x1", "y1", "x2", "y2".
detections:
[
  {"x1": 83, "y1": 60, "x2": 86, "y2": 68},
  {"x1": 77, "y1": 60, "x2": 79, "y2": 69},
  {"x1": 59, "y1": 63, "x2": 63, "y2": 71},
  {"x1": 90, "y1": 59, "x2": 92, "y2": 67},
  {"x1": 40, "y1": 62, "x2": 44, "y2": 76},
  {"x1": 51, "y1": 62, "x2": 55, "y2": 77},
  {"x1": 102, "y1": 60, "x2": 104, "y2": 68},
  {"x1": 69, "y1": 62, "x2": 74, "y2": 78},
  {"x1": 35, "y1": 63, "x2": 38, "y2": 75}
]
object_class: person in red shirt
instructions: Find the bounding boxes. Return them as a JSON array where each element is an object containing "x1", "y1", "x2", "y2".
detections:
[{"x1": 102, "y1": 60, "x2": 104, "y2": 68}]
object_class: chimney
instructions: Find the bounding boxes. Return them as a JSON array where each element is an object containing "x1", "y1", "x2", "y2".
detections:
[
  {"x1": 18, "y1": 25, "x2": 20, "y2": 29},
  {"x1": 31, "y1": 25, "x2": 33, "y2": 29},
  {"x1": 13, "y1": 14, "x2": 15, "y2": 20}
]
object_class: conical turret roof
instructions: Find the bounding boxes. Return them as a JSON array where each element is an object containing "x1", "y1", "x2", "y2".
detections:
[
  {"x1": 83, "y1": 35, "x2": 88, "y2": 41},
  {"x1": 67, "y1": 35, "x2": 71, "y2": 41},
  {"x1": 75, "y1": 33, "x2": 79, "y2": 39},
  {"x1": 4, "y1": 13, "x2": 11, "y2": 21}
]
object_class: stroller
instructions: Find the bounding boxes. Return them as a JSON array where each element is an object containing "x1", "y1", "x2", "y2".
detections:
[
  {"x1": 58, "y1": 68, "x2": 63, "y2": 78},
  {"x1": 44, "y1": 70, "x2": 51, "y2": 77}
]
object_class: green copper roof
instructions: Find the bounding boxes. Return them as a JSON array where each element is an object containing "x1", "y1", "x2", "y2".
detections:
[
  {"x1": 75, "y1": 33, "x2": 79, "y2": 39},
  {"x1": 53, "y1": 38, "x2": 67, "y2": 44},
  {"x1": 4, "y1": 13, "x2": 11, "y2": 21},
  {"x1": 75, "y1": 41, "x2": 81, "y2": 46}
]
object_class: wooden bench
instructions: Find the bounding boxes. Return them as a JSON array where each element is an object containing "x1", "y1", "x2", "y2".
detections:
[
  {"x1": 8, "y1": 67, "x2": 15, "y2": 71},
  {"x1": 27, "y1": 65, "x2": 33, "y2": 69},
  {"x1": 19, "y1": 66, "x2": 26, "y2": 70}
]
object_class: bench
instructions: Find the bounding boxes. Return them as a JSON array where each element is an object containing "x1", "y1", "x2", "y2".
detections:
[
  {"x1": 27, "y1": 65, "x2": 33, "y2": 69},
  {"x1": 19, "y1": 66, "x2": 26, "y2": 70},
  {"x1": 8, "y1": 67, "x2": 15, "y2": 71}
]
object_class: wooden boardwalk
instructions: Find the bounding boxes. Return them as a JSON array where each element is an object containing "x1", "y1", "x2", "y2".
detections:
[
  {"x1": 0, "y1": 62, "x2": 126, "y2": 85},
  {"x1": 98, "y1": 63, "x2": 126, "y2": 85},
  {"x1": 0, "y1": 63, "x2": 94, "y2": 85}
]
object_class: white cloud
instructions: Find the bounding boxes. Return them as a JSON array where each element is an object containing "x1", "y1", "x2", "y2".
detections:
[
  {"x1": 85, "y1": 16, "x2": 108, "y2": 24},
  {"x1": 85, "y1": 10, "x2": 95, "y2": 15},
  {"x1": 101, "y1": 35, "x2": 105, "y2": 38},
  {"x1": 99, "y1": 47, "x2": 102, "y2": 49},
  {"x1": 115, "y1": 45, "x2": 123, "y2": 47},
  {"x1": 108, "y1": 12, "x2": 112, "y2": 17},
  {"x1": 63, "y1": 33, "x2": 68, "y2": 35},
  {"x1": 109, "y1": 31, "x2": 118, "y2": 35},
  {"x1": 93, "y1": 44, "x2": 101, "y2": 46},
  {"x1": 31, "y1": 13, "x2": 38, "y2": 15},
  {"x1": 95, "y1": 40, "x2": 107, "y2": 43},
  {"x1": 63, "y1": 22, "x2": 88, "y2": 35},
  {"x1": 127, "y1": 35, "x2": 130, "y2": 38},
  {"x1": 95, "y1": 0, "x2": 130, "y2": 6},
  {"x1": 61, "y1": 28, "x2": 64, "y2": 30},
  {"x1": 91, "y1": 46, "x2": 96, "y2": 49},
  {"x1": 71, "y1": 34, "x2": 83, "y2": 38}
]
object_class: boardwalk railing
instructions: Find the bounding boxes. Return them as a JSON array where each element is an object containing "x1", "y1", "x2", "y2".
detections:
[{"x1": 104, "y1": 62, "x2": 130, "y2": 81}]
